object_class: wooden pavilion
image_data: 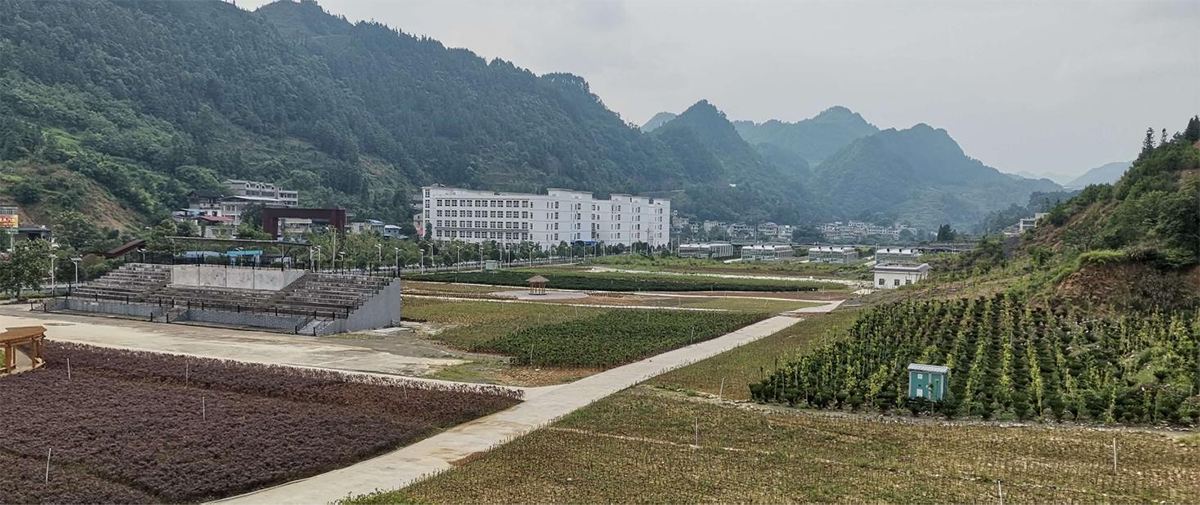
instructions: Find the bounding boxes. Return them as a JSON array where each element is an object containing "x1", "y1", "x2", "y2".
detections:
[
  {"x1": 1, "y1": 326, "x2": 47, "y2": 375},
  {"x1": 526, "y1": 275, "x2": 548, "y2": 295}
]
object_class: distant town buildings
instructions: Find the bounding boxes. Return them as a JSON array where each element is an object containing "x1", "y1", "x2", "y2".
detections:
[
  {"x1": 1010, "y1": 212, "x2": 1049, "y2": 236},
  {"x1": 872, "y1": 263, "x2": 930, "y2": 289},
  {"x1": 808, "y1": 246, "x2": 860, "y2": 264},
  {"x1": 820, "y1": 221, "x2": 917, "y2": 242},
  {"x1": 741, "y1": 244, "x2": 795, "y2": 262},
  {"x1": 678, "y1": 243, "x2": 735, "y2": 260},
  {"x1": 420, "y1": 185, "x2": 670, "y2": 249}
]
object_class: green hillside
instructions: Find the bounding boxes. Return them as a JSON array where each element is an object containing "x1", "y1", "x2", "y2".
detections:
[
  {"x1": 651, "y1": 101, "x2": 823, "y2": 223},
  {"x1": 0, "y1": 0, "x2": 721, "y2": 226},
  {"x1": 811, "y1": 124, "x2": 1062, "y2": 228}
]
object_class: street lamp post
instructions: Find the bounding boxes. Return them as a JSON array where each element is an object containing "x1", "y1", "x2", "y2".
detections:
[
  {"x1": 71, "y1": 257, "x2": 82, "y2": 287},
  {"x1": 49, "y1": 254, "x2": 56, "y2": 297},
  {"x1": 375, "y1": 243, "x2": 383, "y2": 275}
]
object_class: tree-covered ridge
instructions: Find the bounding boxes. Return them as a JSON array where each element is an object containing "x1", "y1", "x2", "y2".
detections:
[
  {"x1": 753, "y1": 294, "x2": 1200, "y2": 425},
  {"x1": 650, "y1": 100, "x2": 824, "y2": 223},
  {"x1": 810, "y1": 124, "x2": 1062, "y2": 228},
  {"x1": 1, "y1": 0, "x2": 741, "y2": 225},
  {"x1": 1038, "y1": 122, "x2": 1200, "y2": 269}
]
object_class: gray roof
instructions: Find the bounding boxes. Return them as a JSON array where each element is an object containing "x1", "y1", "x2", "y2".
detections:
[
  {"x1": 908, "y1": 363, "x2": 950, "y2": 374},
  {"x1": 873, "y1": 263, "x2": 931, "y2": 273}
]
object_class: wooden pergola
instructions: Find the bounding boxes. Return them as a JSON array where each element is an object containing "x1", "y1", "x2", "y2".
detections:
[
  {"x1": 1, "y1": 326, "x2": 46, "y2": 375},
  {"x1": 526, "y1": 275, "x2": 548, "y2": 295}
]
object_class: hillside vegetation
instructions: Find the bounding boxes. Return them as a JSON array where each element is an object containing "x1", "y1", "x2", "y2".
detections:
[{"x1": 1, "y1": 0, "x2": 1064, "y2": 231}]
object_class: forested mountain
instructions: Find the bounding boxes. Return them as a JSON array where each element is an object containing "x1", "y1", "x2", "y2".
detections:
[
  {"x1": 733, "y1": 106, "x2": 879, "y2": 166},
  {"x1": 810, "y1": 124, "x2": 1061, "y2": 228},
  {"x1": 650, "y1": 101, "x2": 822, "y2": 223},
  {"x1": 0, "y1": 0, "x2": 1065, "y2": 233},
  {"x1": 640, "y1": 112, "x2": 677, "y2": 132},
  {"x1": 1064, "y1": 161, "x2": 1132, "y2": 189},
  {"x1": 0, "y1": 0, "x2": 762, "y2": 228}
]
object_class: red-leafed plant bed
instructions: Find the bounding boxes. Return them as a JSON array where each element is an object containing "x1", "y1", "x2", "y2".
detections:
[{"x1": 0, "y1": 342, "x2": 521, "y2": 504}]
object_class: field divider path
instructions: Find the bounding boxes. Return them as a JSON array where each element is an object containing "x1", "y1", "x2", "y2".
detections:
[
  {"x1": 404, "y1": 293, "x2": 731, "y2": 311},
  {"x1": 213, "y1": 314, "x2": 807, "y2": 505}
]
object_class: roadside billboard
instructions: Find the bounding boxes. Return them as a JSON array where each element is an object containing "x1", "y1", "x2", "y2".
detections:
[{"x1": 0, "y1": 208, "x2": 17, "y2": 233}]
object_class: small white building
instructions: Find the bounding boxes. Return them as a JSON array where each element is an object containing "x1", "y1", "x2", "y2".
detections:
[
  {"x1": 1018, "y1": 213, "x2": 1048, "y2": 233},
  {"x1": 873, "y1": 263, "x2": 930, "y2": 289},
  {"x1": 875, "y1": 248, "x2": 923, "y2": 265}
]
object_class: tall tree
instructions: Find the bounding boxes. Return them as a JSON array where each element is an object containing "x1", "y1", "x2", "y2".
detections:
[
  {"x1": 1184, "y1": 116, "x2": 1200, "y2": 142},
  {"x1": 1139, "y1": 127, "x2": 1156, "y2": 160}
]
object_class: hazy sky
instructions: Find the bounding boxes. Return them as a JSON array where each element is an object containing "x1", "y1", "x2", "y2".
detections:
[{"x1": 241, "y1": 0, "x2": 1199, "y2": 179}]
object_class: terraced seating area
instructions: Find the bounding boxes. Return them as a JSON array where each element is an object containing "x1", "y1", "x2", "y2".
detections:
[
  {"x1": 147, "y1": 285, "x2": 277, "y2": 313},
  {"x1": 272, "y1": 274, "x2": 393, "y2": 317},
  {"x1": 69, "y1": 264, "x2": 170, "y2": 302}
]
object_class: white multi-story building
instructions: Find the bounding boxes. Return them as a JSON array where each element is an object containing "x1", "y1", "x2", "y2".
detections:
[
  {"x1": 420, "y1": 186, "x2": 670, "y2": 249},
  {"x1": 225, "y1": 179, "x2": 299, "y2": 207}
]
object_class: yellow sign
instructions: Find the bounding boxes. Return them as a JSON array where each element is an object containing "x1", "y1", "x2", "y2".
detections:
[{"x1": 0, "y1": 214, "x2": 17, "y2": 229}]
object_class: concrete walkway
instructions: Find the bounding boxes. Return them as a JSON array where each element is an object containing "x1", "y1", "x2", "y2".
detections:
[{"x1": 215, "y1": 315, "x2": 804, "y2": 504}]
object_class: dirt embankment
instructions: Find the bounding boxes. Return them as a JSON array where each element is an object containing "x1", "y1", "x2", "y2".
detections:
[{"x1": 1056, "y1": 262, "x2": 1200, "y2": 312}]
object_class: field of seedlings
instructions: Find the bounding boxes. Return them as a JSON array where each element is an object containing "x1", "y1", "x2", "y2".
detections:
[
  {"x1": 478, "y1": 310, "x2": 769, "y2": 367},
  {"x1": 404, "y1": 297, "x2": 612, "y2": 348},
  {"x1": 753, "y1": 294, "x2": 1200, "y2": 425},
  {"x1": 652, "y1": 308, "x2": 860, "y2": 400},
  {"x1": 353, "y1": 387, "x2": 1200, "y2": 504},
  {"x1": 0, "y1": 343, "x2": 521, "y2": 504},
  {"x1": 406, "y1": 298, "x2": 768, "y2": 368},
  {"x1": 411, "y1": 269, "x2": 832, "y2": 292}
]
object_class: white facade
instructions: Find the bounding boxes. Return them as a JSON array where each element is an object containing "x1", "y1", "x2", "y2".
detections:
[
  {"x1": 808, "y1": 246, "x2": 860, "y2": 264},
  {"x1": 741, "y1": 244, "x2": 795, "y2": 262},
  {"x1": 873, "y1": 263, "x2": 930, "y2": 289},
  {"x1": 225, "y1": 179, "x2": 299, "y2": 207},
  {"x1": 420, "y1": 186, "x2": 670, "y2": 249}
]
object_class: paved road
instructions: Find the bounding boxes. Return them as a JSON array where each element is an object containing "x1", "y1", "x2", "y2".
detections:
[
  {"x1": 215, "y1": 315, "x2": 805, "y2": 505},
  {"x1": 0, "y1": 306, "x2": 470, "y2": 380}
]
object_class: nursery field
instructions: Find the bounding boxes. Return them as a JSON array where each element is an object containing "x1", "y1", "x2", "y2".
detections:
[
  {"x1": 410, "y1": 269, "x2": 836, "y2": 292},
  {"x1": 353, "y1": 387, "x2": 1200, "y2": 505},
  {"x1": 754, "y1": 294, "x2": 1200, "y2": 425},
  {"x1": 0, "y1": 343, "x2": 520, "y2": 504},
  {"x1": 405, "y1": 297, "x2": 612, "y2": 348},
  {"x1": 478, "y1": 310, "x2": 769, "y2": 367},
  {"x1": 406, "y1": 298, "x2": 768, "y2": 368},
  {"x1": 651, "y1": 308, "x2": 861, "y2": 400}
]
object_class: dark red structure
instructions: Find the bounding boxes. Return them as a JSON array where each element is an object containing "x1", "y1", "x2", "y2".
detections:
[{"x1": 262, "y1": 208, "x2": 347, "y2": 239}]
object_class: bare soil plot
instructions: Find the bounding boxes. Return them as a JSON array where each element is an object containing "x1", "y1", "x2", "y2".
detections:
[{"x1": 0, "y1": 343, "x2": 520, "y2": 504}]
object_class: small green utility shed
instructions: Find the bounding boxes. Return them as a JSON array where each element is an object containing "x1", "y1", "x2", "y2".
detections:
[{"x1": 907, "y1": 363, "x2": 949, "y2": 402}]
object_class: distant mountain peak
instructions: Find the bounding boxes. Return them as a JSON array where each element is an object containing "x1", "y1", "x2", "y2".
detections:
[{"x1": 641, "y1": 112, "x2": 676, "y2": 132}]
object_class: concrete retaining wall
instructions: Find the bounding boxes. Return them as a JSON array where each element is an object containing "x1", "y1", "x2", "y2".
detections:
[
  {"x1": 341, "y1": 278, "x2": 402, "y2": 333},
  {"x1": 54, "y1": 298, "x2": 162, "y2": 319},
  {"x1": 175, "y1": 308, "x2": 307, "y2": 333},
  {"x1": 170, "y1": 265, "x2": 306, "y2": 291}
]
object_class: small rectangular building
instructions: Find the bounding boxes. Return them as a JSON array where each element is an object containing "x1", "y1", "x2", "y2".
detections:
[
  {"x1": 807, "y1": 246, "x2": 859, "y2": 264},
  {"x1": 740, "y1": 244, "x2": 794, "y2": 262},
  {"x1": 874, "y1": 248, "x2": 922, "y2": 265},
  {"x1": 678, "y1": 243, "x2": 735, "y2": 259},
  {"x1": 873, "y1": 263, "x2": 930, "y2": 289},
  {"x1": 907, "y1": 363, "x2": 949, "y2": 401}
]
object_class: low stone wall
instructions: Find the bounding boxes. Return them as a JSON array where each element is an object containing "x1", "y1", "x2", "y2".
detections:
[
  {"x1": 170, "y1": 265, "x2": 306, "y2": 291},
  {"x1": 175, "y1": 309, "x2": 307, "y2": 333},
  {"x1": 52, "y1": 298, "x2": 162, "y2": 319}
]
